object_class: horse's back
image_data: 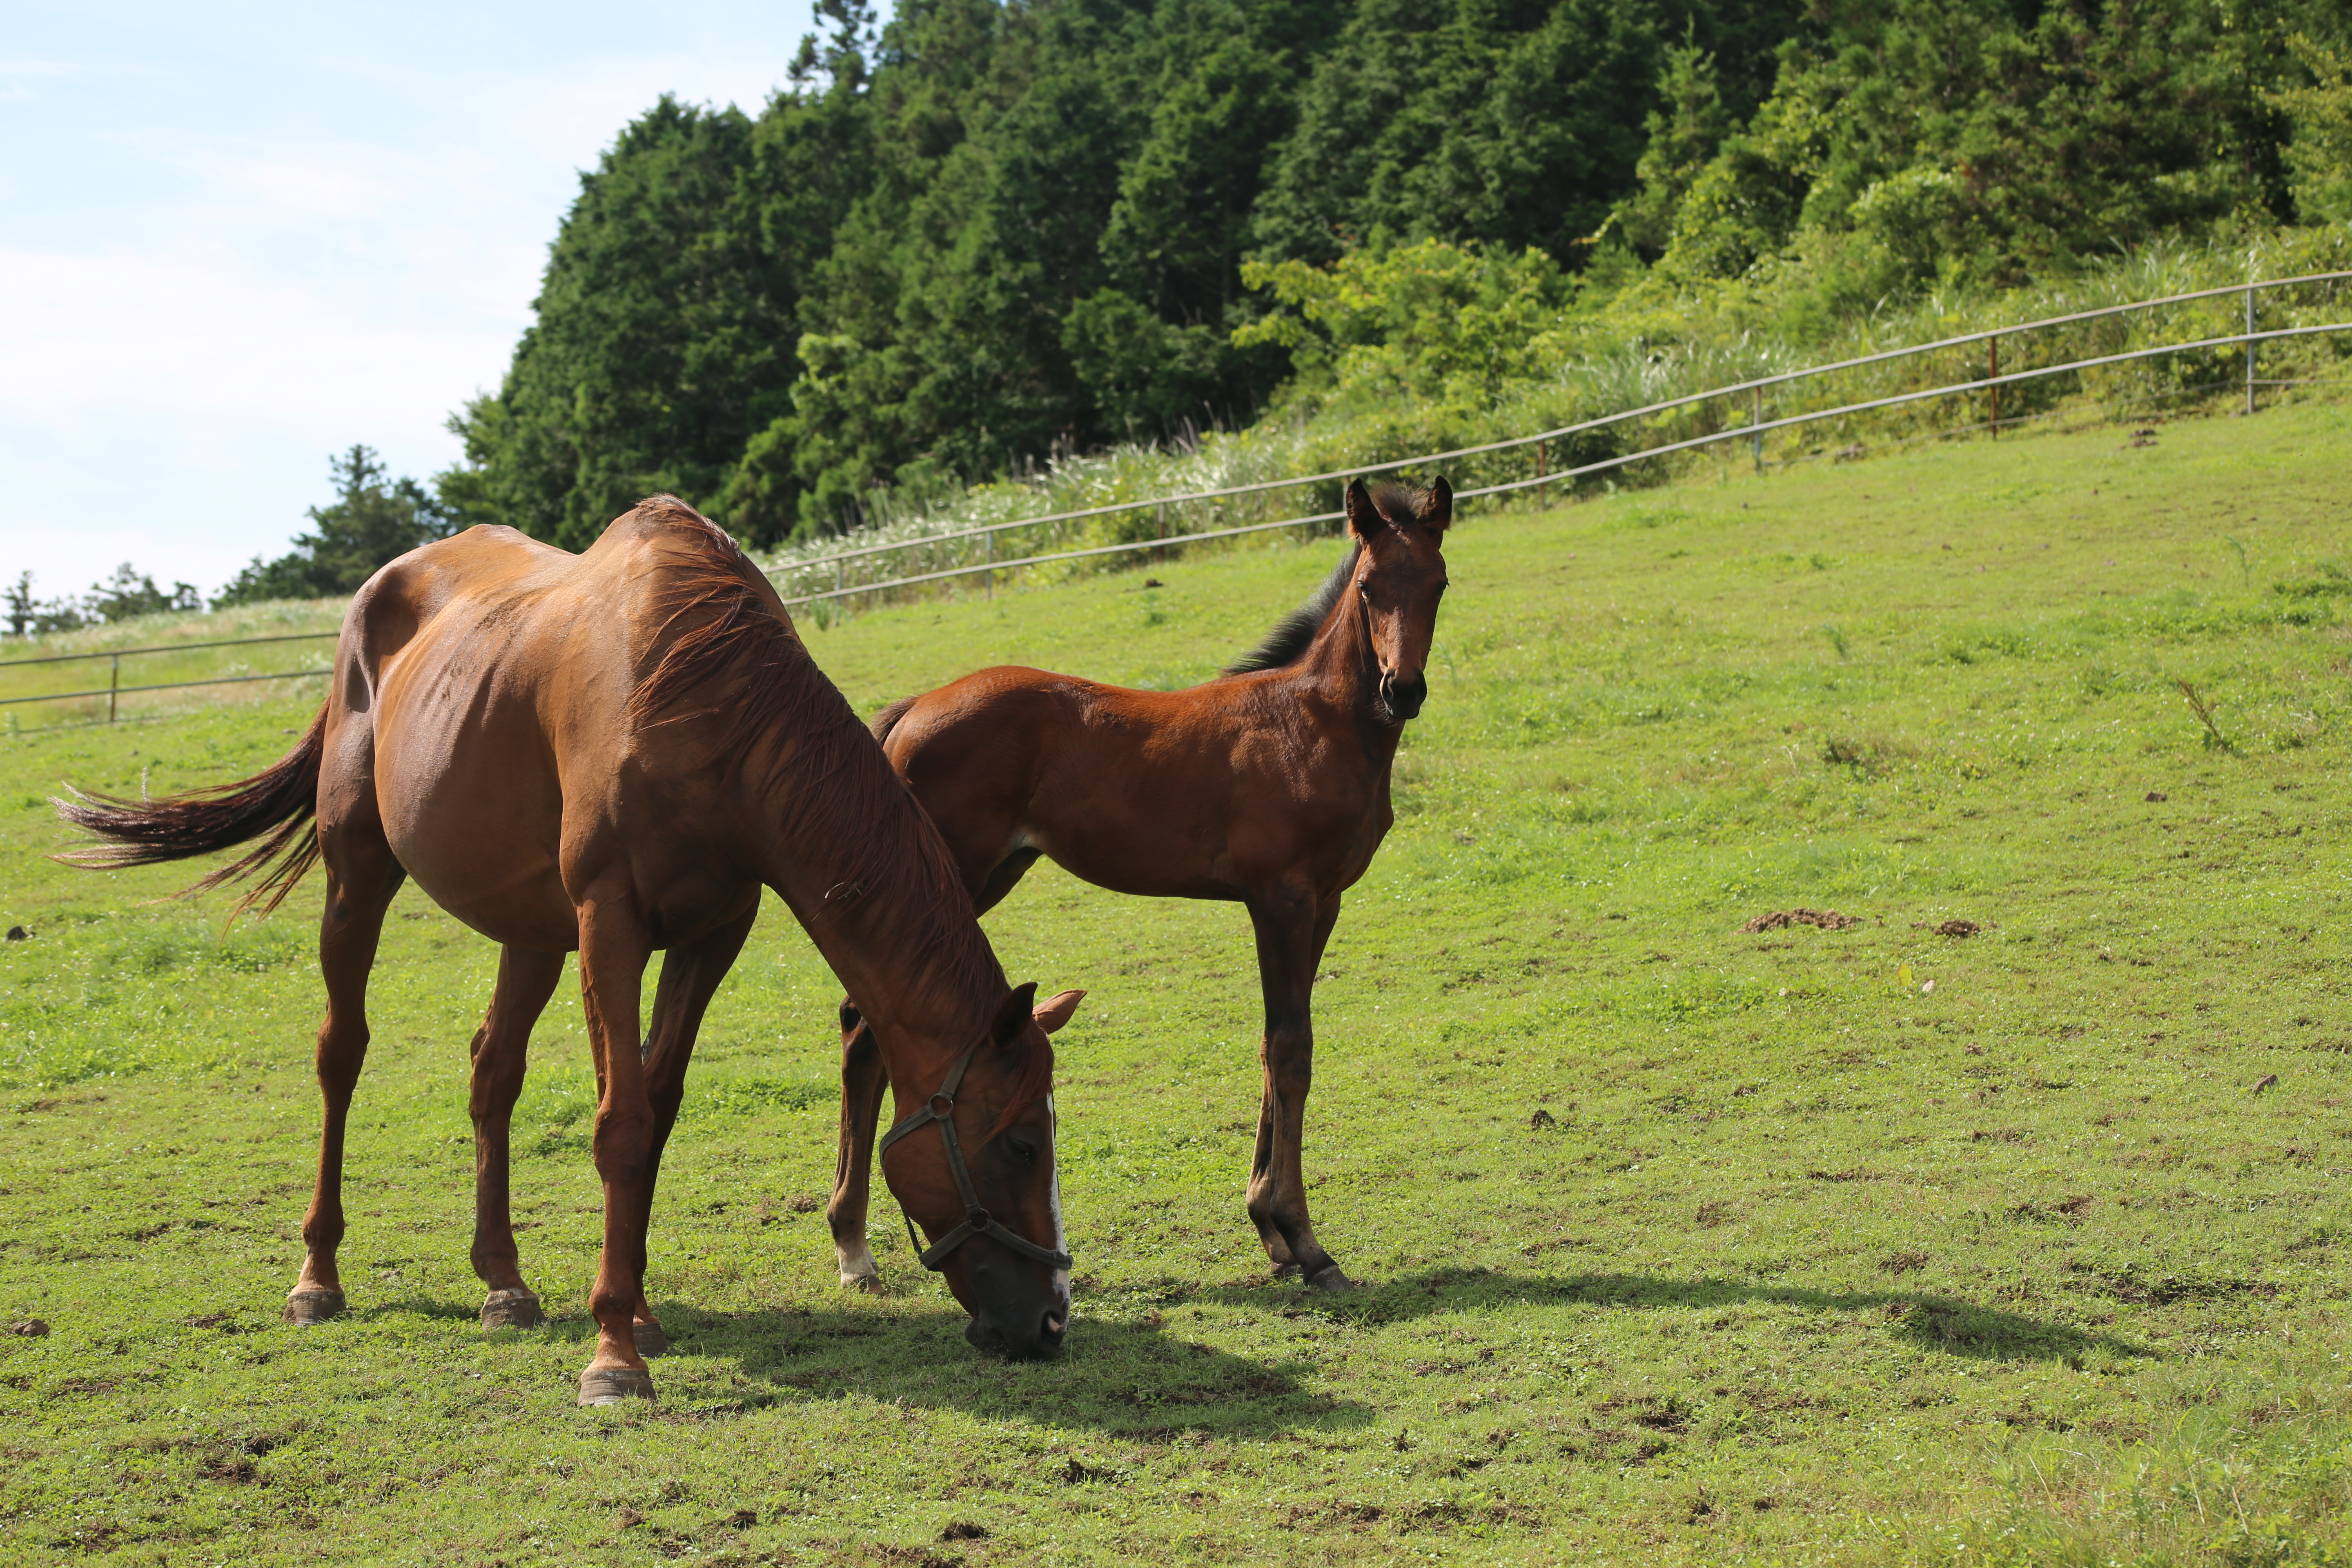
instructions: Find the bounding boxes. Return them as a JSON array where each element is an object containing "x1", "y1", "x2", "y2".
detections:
[{"x1": 347, "y1": 501, "x2": 771, "y2": 947}]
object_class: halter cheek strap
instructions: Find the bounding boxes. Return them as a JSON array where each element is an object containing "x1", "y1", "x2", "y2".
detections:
[{"x1": 875, "y1": 1034, "x2": 1072, "y2": 1273}]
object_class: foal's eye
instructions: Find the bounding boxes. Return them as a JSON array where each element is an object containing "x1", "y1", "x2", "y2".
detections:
[
  {"x1": 1356, "y1": 579, "x2": 1370, "y2": 598},
  {"x1": 1006, "y1": 1138, "x2": 1038, "y2": 1166}
]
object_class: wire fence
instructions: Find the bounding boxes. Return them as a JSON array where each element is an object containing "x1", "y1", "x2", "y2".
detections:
[
  {"x1": 5, "y1": 270, "x2": 2349, "y2": 724},
  {"x1": 764, "y1": 276, "x2": 2352, "y2": 609},
  {"x1": 0, "y1": 632, "x2": 335, "y2": 726}
]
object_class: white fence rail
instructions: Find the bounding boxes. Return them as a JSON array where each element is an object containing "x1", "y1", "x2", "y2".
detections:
[{"x1": 773, "y1": 275, "x2": 2352, "y2": 609}]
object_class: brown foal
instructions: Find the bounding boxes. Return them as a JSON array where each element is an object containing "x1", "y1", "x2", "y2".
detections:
[
  {"x1": 60, "y1": 498, "x2": 1085, "y2": 1400},
  {"x1": 828, "y1": 477, "x2": 1450, "y2": 1292}
]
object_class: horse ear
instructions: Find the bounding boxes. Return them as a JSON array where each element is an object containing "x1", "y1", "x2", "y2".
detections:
[
  {"x1": 837, "y1": 999, "x2": 863, "y2": 1038},
  {"x1": 1032, "y1": 988, "x2": 1086, "y2": 1034},
  {"x1": 1417, "y1": 476, "x2": 1452, "y2": 533},
  {"x1": 991, "y1": 981, "x2": 1041, "y2": 1046},
  {"x1": 1344, "y1": 479, "x2": 1380, "y2": 542}
]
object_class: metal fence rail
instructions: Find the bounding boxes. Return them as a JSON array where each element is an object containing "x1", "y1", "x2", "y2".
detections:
[
  {"x1": 763, "y1": 268, "x2": 2352, "y2": 592},
  {"x1": 0, "y1": 632, "x2": 334, "y2": 722},
  {"x1": 4, "y1": 276, "x2": 2346, "y2": 715},
  {"x1": 775, "y1": 316, "x2": 2352, "y2": 608}
]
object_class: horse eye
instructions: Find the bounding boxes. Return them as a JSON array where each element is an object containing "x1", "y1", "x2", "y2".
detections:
[
  {"x1": 1356, "y1": 579, "x2": 1370, "y2": 597},
  {"x1": 1007, "y1": 1138, "x2": 1038, "y2": 1165}
]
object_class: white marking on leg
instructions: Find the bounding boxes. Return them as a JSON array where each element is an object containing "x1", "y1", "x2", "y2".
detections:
[
  {"x1": 837, "y1": 1238, "x2": 878, "y2": 1285},
  {"x1": 1047, "y1": 1095, "x2": 1070, "y2": 1298}
]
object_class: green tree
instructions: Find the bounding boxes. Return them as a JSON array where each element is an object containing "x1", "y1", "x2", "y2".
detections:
[{"x1": 216, "y1": 446, "x2": 455, "y2": 605}]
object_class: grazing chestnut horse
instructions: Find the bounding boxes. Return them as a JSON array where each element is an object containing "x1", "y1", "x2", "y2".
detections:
[
  {"x1": 59, "y1": 498, "x2": 1085, "y2": 1401},
  {"x1": 826, "y1": 478, "x2": 1450, "y2": 1293}
]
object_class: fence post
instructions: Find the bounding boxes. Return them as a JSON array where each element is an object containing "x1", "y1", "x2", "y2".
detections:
[
  {"x1": 1157, "y1": 503, "x2": 1167, "y2": 567},
  {"x1": 1751, "y1": 385, "x2": 1763, "y2": 474},
  {"x1": 1988, "y1": 335, "x2": 1999, "y2": 437},
  {"x1": 108, "y1": 653, "x2": 119, "y2": 723},
  {"x1": 835, "y1": 558, "x2": 844, "y2": 598},
  {"x1": 985, "y1": 530, "x2": 994, "y2": 600},
  {"x1": 1537, "y1": 439, "x2": 1547, "y2": 480},
  {"x1": 2246, "y1": 285, "x2": 2256, "y2": 416}
]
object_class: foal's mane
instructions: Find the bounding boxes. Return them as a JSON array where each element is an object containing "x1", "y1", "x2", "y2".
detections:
[
  {"x1": 1221, "y1": 483, "x2": 1428, "y2": 676},
  {"x1": 624, "y1": 497, "x2": 1018, "y2": 1077}
]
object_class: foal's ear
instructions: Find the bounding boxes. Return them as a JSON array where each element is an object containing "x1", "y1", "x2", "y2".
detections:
[
  {"x1": 837, "y1": 999, "x2": 864, "y2": 1038},
  {"x1": 1344, "y1": 478, "x2": 1380, "y2": 542},
  {"x1": 991, "y1": 981, "x2": 1041, "y2": 1046},
  {"x1": 1032, "y1": 988, "x2": 1086, "y2": 1035},
  {"x1": 1417, "y1": 476, "x2": 1452, "y2": 533}
]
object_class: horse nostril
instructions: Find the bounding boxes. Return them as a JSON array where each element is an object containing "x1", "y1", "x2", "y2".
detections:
[{"x1": 1044, "y1": 1313, "x2": 1066, "y2": 1337}]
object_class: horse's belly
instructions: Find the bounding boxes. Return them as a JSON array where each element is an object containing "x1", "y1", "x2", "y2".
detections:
[{"x1": 372, "y1": 664, "x2": 577, "y2": 951}]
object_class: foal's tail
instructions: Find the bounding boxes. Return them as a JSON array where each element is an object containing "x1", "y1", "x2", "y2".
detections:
[
  {"x1": 53, "y1": 701, "x2": 329, "y2": 916},
  {"x1": 869, "y1": 694, "x2": 920, "y2": 748}
]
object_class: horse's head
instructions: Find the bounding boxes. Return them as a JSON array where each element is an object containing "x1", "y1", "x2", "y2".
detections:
[
  {"x1": 1345, "y1": 476, "x2": 1452, "y2": 724},
  {"x1": 872, "y1": 982, "x2": 1085, "y2": 1360}
]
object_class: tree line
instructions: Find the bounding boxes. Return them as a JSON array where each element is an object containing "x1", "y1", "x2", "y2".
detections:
[
  {"x1": 18, "y1": 0, "x2": 2350, "y2": 630},
  {"x1": 433, "y1": 0, "x2": 2352, "y2": 554}
]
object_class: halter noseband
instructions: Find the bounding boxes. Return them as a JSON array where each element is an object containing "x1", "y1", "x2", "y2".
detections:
[{"x1": 875, "y1": 1029, "x2": 1071, "y2": 1273}]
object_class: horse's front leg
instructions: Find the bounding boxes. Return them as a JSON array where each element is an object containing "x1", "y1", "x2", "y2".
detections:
[
  {"x1": 1245, "y1": 889, "x2": 1349, "y2": 1291},
  {"x1": 630, "y1": 898, "x2": 758, "y2": 1356},
  {"x1": 574, "y1": 892, "x2": 659, "y2": 1404},
  {"x1": 469, "y1": 945, "x2": 566, "y2": 1330},
  {"x1": 826, "y1": 1002, "x2": 890, "y2": 1291}
]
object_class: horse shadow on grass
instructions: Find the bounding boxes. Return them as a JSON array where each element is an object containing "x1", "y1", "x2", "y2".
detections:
[
  {"x1": 371, "y1": 1294, "x2": 1370, "y2": 1438},
  {"x1": 1192, "y1": 1266, "x2": 2157, "y2": 1365}
]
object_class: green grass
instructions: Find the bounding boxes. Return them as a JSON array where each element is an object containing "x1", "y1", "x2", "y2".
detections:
[{"x1": 8, "y1": 403, "x2": 2352, "y2": 1564}]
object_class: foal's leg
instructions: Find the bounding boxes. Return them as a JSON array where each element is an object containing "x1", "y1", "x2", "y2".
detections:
[
  {"x1": 1245, "y1": 889, "x2": 1349, "y2": 1291},
  {"x1": 824, "y1": 842, "x2": 1037, "y2": 1291},
  {"x1": 574, "y1": 892, "x2": 660, "y2": 1403},
  {"x1": 286, "y1": 840, "x2": 405, "y2": 1323},
  {"x1": 469, "y1": 945, "x2": 566, "y2": 1330},
  {"x1": 826, "y1": 1006, "x2": 889, "y2": 1290},
  {"x1": 630, "y1": 898, "x2": 758, "y2": 1356}
]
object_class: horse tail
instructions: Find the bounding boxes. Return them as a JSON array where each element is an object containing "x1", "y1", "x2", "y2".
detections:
[
  {"x1": 869, "y1": 695, "x2": 919, "y2": 748},
  {"x1": 53, "y1": 701, "x2": 329, "y2": 916}
]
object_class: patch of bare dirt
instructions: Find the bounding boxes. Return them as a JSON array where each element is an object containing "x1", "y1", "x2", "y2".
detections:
[{"x1": 1742, "y1": 908, "x2": 1859, "y2": 933}]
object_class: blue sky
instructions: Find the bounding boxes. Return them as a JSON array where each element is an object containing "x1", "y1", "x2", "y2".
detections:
[{"x1": 2, "y1": 1, "x2": 819, "y2": 598}]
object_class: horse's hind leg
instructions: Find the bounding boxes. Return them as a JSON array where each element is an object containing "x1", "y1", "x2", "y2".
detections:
[
  {"x1": 469, "y1": 945, "x2": 565, "y2": 1330},
  {"x1": 630, "y1": 897, "x2": 758, "y2": 1357},
  {"x1": 826, "y1": 1004, "x2": 889, "y2": 1290},
  {"x1": 1244, "y1": 890, "x2": 1349, "y2": 1292},
  {"x1": 286, "y1": 833, "x2": 405, "y2": 1323}
]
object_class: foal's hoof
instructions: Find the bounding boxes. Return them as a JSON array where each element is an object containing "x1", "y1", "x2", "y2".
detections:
[
  {"x1": 840, "y1": 1268, "x2": 884, "y2": 1294},
  {"x1": 282, "y1": 1287, "x2": 346, "y2": 1325},
  {"x1": 632, "y1": 1322, "x2": 670, "y2": 1359},
  {"x1": 577, "y1": 1366, "x2": 657, "y2": 1406},
  {"x1": 1304, "y1": 1264, "x2": 1354, "y2": 1293},
  {"x1": 480, "y1": 1289, "x2": 543, "y2": 1331}
]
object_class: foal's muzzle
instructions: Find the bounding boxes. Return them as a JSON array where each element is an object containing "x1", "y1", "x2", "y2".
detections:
[{"x1": 1379, "y1": 670, "x2": 1428, "y2": 722}]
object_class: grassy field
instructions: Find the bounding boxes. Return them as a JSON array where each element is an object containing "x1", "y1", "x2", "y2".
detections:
[{"x1": 6, "y1": 402, "x2": 2352, "y2": 1565}]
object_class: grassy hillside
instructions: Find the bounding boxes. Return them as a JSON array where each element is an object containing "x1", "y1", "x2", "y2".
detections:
[{"x1": 4, "y1": 403, "x2": 2352, "y2": 1564}]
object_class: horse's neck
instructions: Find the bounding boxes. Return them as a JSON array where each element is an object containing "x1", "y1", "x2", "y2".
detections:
[
  {"x1": 1290, "y1": 592, "x2": 1400, "y2": 765},
  {"x1": 748, "y1": 738, "x2": 1002, "y2": 1054}
]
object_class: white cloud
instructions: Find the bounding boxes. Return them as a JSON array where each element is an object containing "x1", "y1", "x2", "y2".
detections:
[{"x1": 0, "y1": 2, "x2": 818, "y2": 597}]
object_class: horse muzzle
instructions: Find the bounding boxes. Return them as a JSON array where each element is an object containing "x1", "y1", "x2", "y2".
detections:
[
  {"x1": 1379, "y1": 670, "x2": 1428, "y2": 723},
  {"x1": 965, "y1": 1301, "x2": 1069, "y2": 1361}
]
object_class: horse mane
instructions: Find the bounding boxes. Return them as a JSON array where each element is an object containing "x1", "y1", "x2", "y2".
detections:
[
  {"x1": 622, "y1": 498, "x2": 1027, "y2": 1096},
  {"x1": 1223, "y1": 541, "x2": 1361, "y2": 676},
  {"x1": 1221, "y1": 483, "x2": 1429, "y2": 676}
]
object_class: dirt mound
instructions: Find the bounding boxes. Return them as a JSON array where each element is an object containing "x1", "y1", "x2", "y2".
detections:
[{"x1": 1742, "y1": 908, "x2": 1859, "y2": 933}]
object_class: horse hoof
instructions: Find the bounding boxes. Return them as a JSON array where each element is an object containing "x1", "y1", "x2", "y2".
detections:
[
  {"x1": 578, "y1": 1366, "x2": 656, "y2": 1406},
  {"x1": 633, "y1": 1322, "x2": 670, "y2": 1358},
  {"x1": 1268, "y1": 1261, "x2": 1304, "y2": 1281},
  {"x1": 481, "y1": 1289, "x2": 543, "y2": 1331},
  {"x1": 840, "y1": 1269, "x2": 883, "y2": 1294},
  {"x1": 283, "y1": 1287, "x2": 346, "y2": 1325},
  {"x1": 1305, "y1": 1265, "x2": 1354, "y2": 1293}
]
